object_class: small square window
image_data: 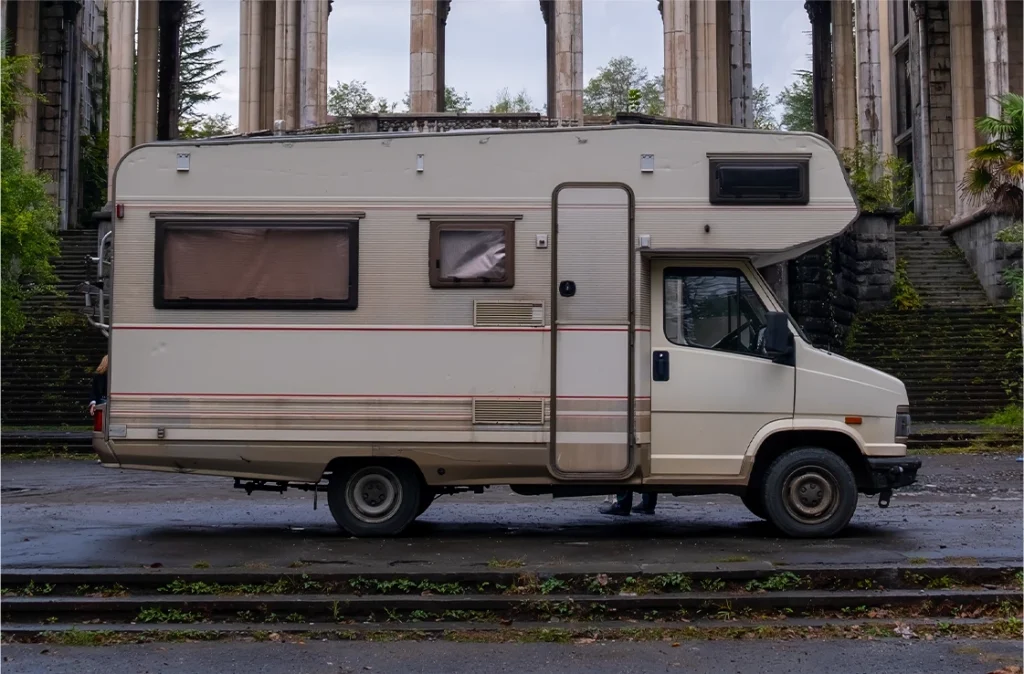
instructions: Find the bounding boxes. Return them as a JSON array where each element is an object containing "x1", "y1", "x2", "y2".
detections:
[{"x1": 428, "y1": 221, "x2": 515, "y2": 288}]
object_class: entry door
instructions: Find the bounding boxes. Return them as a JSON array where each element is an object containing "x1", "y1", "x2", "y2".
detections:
[
  {"x1": 550, "y1": 184, "x2": 635, "y2": 479},
  {"x1": 650, "y1": 260, "x2": 795, "y2": 477}
]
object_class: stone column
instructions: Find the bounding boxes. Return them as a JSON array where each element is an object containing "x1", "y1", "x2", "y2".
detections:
[
  {"x1": 239, "y1": 0, "x2": 252, "y2": 132},
  {"x1": 832, "y1": 0, "x2": 857, "y2": 150},
  {"x1": 950, "y1": 0, "x2": 977, "y2": 217},
  {"x1": 729, "y1": 0, "x2": 753, "y2": 127},
  {"x1": 12, "y1": 0, "x2": 39, "y2": 171},
  {"x1": 693, "y1": 0, "x2": 718, "y2": 123},
  {"x1": 409, "y1": 0, "x2": 439, "y2": 113},
  {"x1": 274, "y1": 0, "x2": 299, "y2": 128},
  {"x1": 107, "y1": 0, "x2": 135, "y2": 198},
  {"x1": 260, "y1": 0, "x2": 277, "y2": 130},
  {"x1": 136, "y1": 0, "x2": 159, "y2": 145},
  {"x1": 318, "y1": 0, "x2": 330, "y2": 119},
  {"x1": 300, "y1": 0, "x2": 328, "y2": 127},
  {"x1": 855, "y1": 0, "x2": 883, "y2": 153},
  {"x1": 158, "y1": 1, "x2": 183, "y2": 140},
  {"x1": 981, "y1": 0, "x2": 1010, "y2": 116},
  {"x1": 552, "y1": 0, "x2": 583, "y2": 121},
  {"x1": 806, "y1": 0, "x2": 834, "y2": 140},
  {"x1": 660, "y1": 0, "x2": 693, "y2": 120}
]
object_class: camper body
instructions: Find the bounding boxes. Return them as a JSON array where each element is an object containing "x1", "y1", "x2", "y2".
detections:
[{"x1": 91, "y1": 124, "x2": 919, "y2": 538}]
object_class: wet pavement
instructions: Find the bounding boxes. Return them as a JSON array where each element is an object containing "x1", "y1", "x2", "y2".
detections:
[
  {"x1": 2, "y1": 638, "x2": 1021, "y2": 674},
  {"x1": 1, "y1": 454, "x2": 1020, "y2": 572}
]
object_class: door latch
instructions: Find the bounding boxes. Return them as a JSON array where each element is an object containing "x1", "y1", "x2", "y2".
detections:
[{"x1": 652, "y1": 351, "x2": 670, "y2": 381}]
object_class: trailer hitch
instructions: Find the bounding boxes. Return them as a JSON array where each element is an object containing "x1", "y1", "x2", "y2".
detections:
[{"x1": 878, "y1": 488, "x2": 892, "y2": 508}]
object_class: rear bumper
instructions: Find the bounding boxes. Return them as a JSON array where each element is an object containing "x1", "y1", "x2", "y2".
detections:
[{"x1": 865, "y1": 456, "x2": 921, "y2": 491}]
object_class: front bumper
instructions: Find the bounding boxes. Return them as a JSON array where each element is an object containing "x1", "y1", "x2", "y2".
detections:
[{"x1": 866, "y1": 456, "x2": 921, "y2": 491}]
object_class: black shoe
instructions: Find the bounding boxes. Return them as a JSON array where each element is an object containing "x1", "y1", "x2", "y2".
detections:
[
  {"x1": 600, "y1": 502, "x2": 631, "y2": 516},
  {"x1": 634, "y1": 506, "x2": 656, "y2": 516}
]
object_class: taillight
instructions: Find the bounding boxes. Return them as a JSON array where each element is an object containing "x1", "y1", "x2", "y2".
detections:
[{"x1": 93, "y1": 408, "x2": 104, "y2": 432}]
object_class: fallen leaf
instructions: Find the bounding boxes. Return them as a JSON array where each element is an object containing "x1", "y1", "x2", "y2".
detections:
[{"x1": 671, "y1": 642, "x2": 680, "y2": 648}]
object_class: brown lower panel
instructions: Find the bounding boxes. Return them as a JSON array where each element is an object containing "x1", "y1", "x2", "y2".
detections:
[{"x1": 553, "y1": 443, "x2": 631, "y2": 473}]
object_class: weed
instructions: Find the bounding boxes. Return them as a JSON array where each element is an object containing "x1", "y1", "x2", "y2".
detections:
[
  {"x1": 42, "y1": 630, "x2": 118, "y2": 646},
  {"x1": 716, "y1": 555, "x2": 752, "y2": 563},
  {"x1": 907, "y1": 557, "x2": 929, "y2": 566},
  {"x1": 44, "y1": 616, "x2": 59, "y2": 624},
  {"x1": 976, "y1": 403, "x2": 1024, "y2": 429},
  {"x1": 192, "y1": 560, "x2": 210, "y2": 569},
  {"x1": 700, "y1": 578, "x2": 726, "y2": 592},
  {"x1": 409, "y1": 610, "x2": 430, "y2": 622},
  {"x1": 744, "y1": 573, "x2": 804, "y2": 592},
  {"x1": 136, "y1": 608, "x2": 202, "y2": 624},
  {"x1": 19, "y1": 580, "x2": 55, "y2": 597},
  {"x1": 236, "y1": 610, "x2": 257, "y2": 622},
  {"x1": 539, "y1": 578, "x2": 567, "y2": 595},
  {"x1": 284, "y1": 613, "x2": 305, "y2": 623},
  {"x1": 488, "y1": 558, "x2": 526, "y2": 569}
]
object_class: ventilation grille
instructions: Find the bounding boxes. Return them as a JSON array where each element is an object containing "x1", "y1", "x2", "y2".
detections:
[
  {"x1": 472, "y1": 399, "x2": 546, "y2": 425},
  {"x1": 473, "y1": 300, "x2": 545, "y2": 327}
]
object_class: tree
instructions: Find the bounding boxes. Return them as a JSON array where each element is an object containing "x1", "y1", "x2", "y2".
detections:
[
  {"x1": 0, "y1": 41, "x2": 60, "y2": 343},
  {"x1": 775, "y1": 70, "x2": 813, "y2": 132},
  {"x1": 177, "y1": 0, "x2": 226, "y2": 123},
  {"x1": 328, "y1": 80, "x2": 380, "y2": 116},
  {"x1": 962, "y1": 93, "x2": 1023, "y2": 217},
  {"x1": 489, "y1": 88, "x2": 535, "y2": 113},
  {"x1": 178, "y1": 112, "x2": 235, "y2": 138},
  {"x1": 583, "y1": 56, "x2": 663, "y2": 116},
  {"x1": 400, "y1": 86, "x2": 472, "y2": 113},
  {"x1": 751, "y1": 84, "x2": 778, "y2": 130}
]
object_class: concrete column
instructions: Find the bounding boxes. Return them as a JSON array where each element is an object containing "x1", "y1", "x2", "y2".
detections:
[
  {"x1": 300, "y1": 0, "x2": 328, "y2": 127},
  {"x1": 661, "y1": 0, "x2": 693, "y2": 120},
  {"x1": 318, "y1": 0, "x2": 329, "y2": 120},
  {"x1": 136, "y1": 0, "x2": 159, "y2": 145},
  {"x1": 807, "y1": 0, "x2": 834, "y2": 141},
  {"x1": 950, "y1": 0, "x2": 977, "y2": 217},
  {"x1": 729, "y1": 0, "x2": 753, "y2": 127},
  {"x1": 12, "y1": 0, "x2": 39, "y2": 171},
  {"x1": 409, "y1": 0, "x2": 439, "y2": 113},
  {"x1": 107, "y1": 0, "x2": 135, "y2": 199},
  {"x1": 260, "y1": 0, "x2": 276, "y2": 130},
  {"x1": 832, "y1": 0, "x2": 857, "y2": 150},
  {"x1": 274, "y1": 0, "x2": 300, "y2": 128},
  {"x1": 158, "y1": 1, "x2": 183, "y2": 140},
  {"x1": 0, "y1": 0, "x2": 9, "y2": 46},
  {"x1": 876, "y1": 0, "x2": 893, "y2": 155},
  {"x1": 981, "y1": 0, "x2": 1010, "y2": 115},
  {"x1": 552, "y1": 0, "x2": 583, "y2": 121},
  {"x1": 239, "y1": 0, "x2": 251, "y2": 132},
  {"x1": 693, "y1": 0, "x2": 718, "y2": 123},
  {"x1": 855, "y1": 0, "x2": 883, "y2": 153}
]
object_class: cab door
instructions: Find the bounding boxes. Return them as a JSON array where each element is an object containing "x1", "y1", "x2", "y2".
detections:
[{"x1": 649, "y1": 260, "x2": 794, "y2": 477}]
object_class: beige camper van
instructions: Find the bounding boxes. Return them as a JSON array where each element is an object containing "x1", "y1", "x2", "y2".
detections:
[{"x1": 88, "y1": 123, "x2": 919, "y2": 539}]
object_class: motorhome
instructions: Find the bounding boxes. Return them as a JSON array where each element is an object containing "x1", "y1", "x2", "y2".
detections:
[{"x1": 87, "y1": 123, "x2": 920, "y2": 539}]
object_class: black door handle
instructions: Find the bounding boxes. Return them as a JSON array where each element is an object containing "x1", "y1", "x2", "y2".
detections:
[{"x1": 652, "y1": 351, "x2": 669, "y2": 381}]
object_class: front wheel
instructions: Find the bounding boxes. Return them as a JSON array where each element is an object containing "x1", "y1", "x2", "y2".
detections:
[
  {"x1": 761, "y1": 448, "x2": 858, "y2": 538},
  {"x1": 327, "y1": 463, "x2": 421, "y2": 537}
]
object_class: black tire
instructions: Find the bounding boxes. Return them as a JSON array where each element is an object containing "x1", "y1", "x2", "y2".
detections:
[
  {"x1": 761, "y1": 447, "x2": 858, "y2": 538},
  {"x1": 327, "y1": 463, "x2": 421, "y2": 537},
  {"x1": 741, "y1": 487, "x2": 766, "y2": 520},
  {"x1": 416, "y1": 490, "x2": 435, "y2": 518}
]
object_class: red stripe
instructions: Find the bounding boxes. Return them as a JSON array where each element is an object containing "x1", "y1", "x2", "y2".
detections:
[
  {"x1": 113, "y1": 325, "x2": 651, "y2": 333},
  {"x1": 112, "y1": 393, "x2": 652, "y2": 400}
]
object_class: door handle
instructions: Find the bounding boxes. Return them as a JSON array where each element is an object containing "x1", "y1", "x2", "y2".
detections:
[{"x1": 652, "y1": 351, "x2": 670, "y2": 381}]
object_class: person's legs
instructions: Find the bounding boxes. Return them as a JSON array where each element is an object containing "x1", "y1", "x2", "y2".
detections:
[
  {"x1": 636, "y1": 492, "x2": 658, "y2": 515},
  {"x1": 600, "y1": 491, "x2": 633, "y2": 516}
]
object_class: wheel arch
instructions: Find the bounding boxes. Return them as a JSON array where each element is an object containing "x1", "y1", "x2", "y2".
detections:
[{"x1": 745, "y1": 424, "x2": 871, "y2": 491}]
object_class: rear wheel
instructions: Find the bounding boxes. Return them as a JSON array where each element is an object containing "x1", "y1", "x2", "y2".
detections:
[
  {"x1": 327, "y1": 463, "x2": 421, "y2": 537},
  {"x1": 761, "y1": 447, "x2": 858, "y2": 538}
]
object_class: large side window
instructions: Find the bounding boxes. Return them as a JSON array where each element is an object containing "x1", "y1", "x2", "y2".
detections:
[
  {"x1": 154, "y1": 220, "x2": 359, "y2": 310},
  {"x1": 664, "y1": 268, "x2": 770, "y2": 357},
  {"x1": 427, "y1": 220, "x2": 515, "y2": 288},
  {"x1": 708, "y1": 156, "x2": 810, "y2": 206}
]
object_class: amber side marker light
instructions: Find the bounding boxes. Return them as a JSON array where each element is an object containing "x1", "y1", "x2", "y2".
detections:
[{"x1": 844, "y1": 416, "x2": 863, "y2": 425}]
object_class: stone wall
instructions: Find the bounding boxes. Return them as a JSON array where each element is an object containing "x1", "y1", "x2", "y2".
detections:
[
  {"x1": 945, "y1": 211, "x2": 1023, "y2": 302},
  {"x1": 36, "y1": 0, "x2": 69, "y2": 200},
  {"x1": 788, "y1": 212, "x2": 897, "y2": 351}
]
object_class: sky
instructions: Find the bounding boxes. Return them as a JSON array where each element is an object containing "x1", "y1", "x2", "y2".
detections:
[{"x1": 196, "y1": 0, "x2": 811, "y2": 124}]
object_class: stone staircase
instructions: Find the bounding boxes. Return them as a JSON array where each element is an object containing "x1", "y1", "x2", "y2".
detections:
[
  {"x1": 846, "y1": 227, "x2": 1022, "y2": 443},
  {"x1": 897, "y1": 227, "x2": 990, "y2": 306},
  {"x1": 1, "y1": 229, "x2": 108, "y2": 452}
]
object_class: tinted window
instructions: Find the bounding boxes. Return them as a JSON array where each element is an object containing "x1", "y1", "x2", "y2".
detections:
[
  {"x1": 709, "y1": 158, "x2": 809, "y2": 205},
  {"x1": 664, "y1": 268, "x2": 770, "y2": 357}
]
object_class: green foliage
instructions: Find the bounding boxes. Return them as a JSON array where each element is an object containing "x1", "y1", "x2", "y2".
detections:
[
  {"x1": 1, "y1": 41, "x2": 61, "y2": 343},
  {"x1": 0, "y1": 39, "x2": 45, "y2": 140},
  {"x1": 583, "y1": 56, "x2": 663, "y2": 116},
  {"x1": 898, "y1": 211, "x2": 918, "y2": 227},
  {"x1": 178, "y1": 0, "x2": 226, "y2": 123},
  {"x1": 840, "y1": 142, "x2": 915, "y2": 214},
  {"x1": 891, "y1": 259, "x2": 922, "y2": 311},
  {"x1": 961, "y1": 93, "x2": 1023, "y2": 217},
  {"x1": 776, "y1": 70, "x2": 813, "y2": 132},
  {"x1": 329, "y1": 80, "x2": 393, "y2": 116},
  {"x1": 752, "y1": 84, "x2": 778, "y2": 130},
  {"x1": 626, "y1": 88, "x2": 643, "y2": 113},
  {"x1": 178, "y1": 112, "x2": 235, "y2": 138},
  {"x1": 976, "y1": 403, "x2": 1023, "y2": 429},
  {"x1": 443, "y1": 87, "x2": 472, "y2": 113},
  {"x1": 488, "y1": 88, "x2": 536, "y2": 114},
  {"x1": 996, "y1": 220, "x2": 1024, "y2": 244}
]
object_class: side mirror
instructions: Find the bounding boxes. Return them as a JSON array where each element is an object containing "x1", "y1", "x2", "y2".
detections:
[{"x1": 764, "y1": 311, "x2": 793, "y2": 355}]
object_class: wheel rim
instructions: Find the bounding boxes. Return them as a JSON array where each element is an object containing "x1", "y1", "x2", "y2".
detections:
[
  {"x1": 345, "y1": 467, "x2": 403, "y2": 524},
  {"x1": 782, "y1": 467, "x2": 840, "y2": 525}
]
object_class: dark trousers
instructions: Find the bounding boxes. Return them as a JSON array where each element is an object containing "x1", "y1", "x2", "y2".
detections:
[{"x1": 615, "y1": 491, "x2": 657, "y2": 511}]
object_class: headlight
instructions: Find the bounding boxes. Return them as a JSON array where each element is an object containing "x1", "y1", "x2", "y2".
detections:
[{"x1": 895, "y1": 405, "x2": 911, "y2": 442}]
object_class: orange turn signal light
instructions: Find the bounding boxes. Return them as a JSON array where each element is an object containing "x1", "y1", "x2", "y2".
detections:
[{"x1": 844, "y1": 416, "x2": 863, "y2": 425}]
